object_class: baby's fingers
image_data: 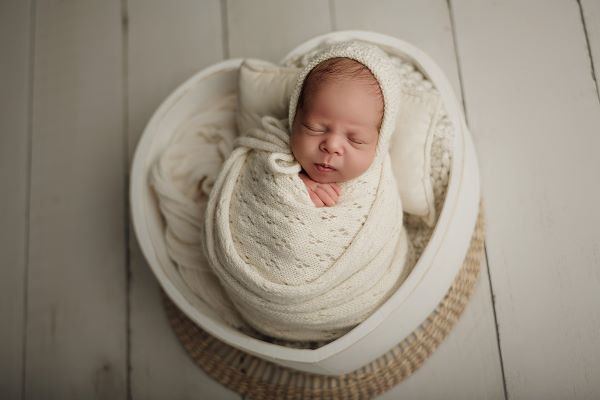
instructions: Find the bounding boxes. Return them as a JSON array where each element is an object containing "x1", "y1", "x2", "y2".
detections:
[
  {"x1": 314, "y1": 187, "x2": 336, "y2": 207},
  {"x1": 308, "y1": 190, "x2": 325, "y2": 207},
  {"x1": 320, "y1": 184, "x2": 340, "y2": 203},
  {"x1": 330, "y1": 183, "x2": 341, "y2": 196}
]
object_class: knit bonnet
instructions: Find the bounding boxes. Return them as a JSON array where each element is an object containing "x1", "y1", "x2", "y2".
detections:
[{"x1": 288, "y1": 40, "x2": 401, "y2": 168}]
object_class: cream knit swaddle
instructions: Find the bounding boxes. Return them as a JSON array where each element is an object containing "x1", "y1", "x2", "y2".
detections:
[{"x1": 202, "y1": 41, "x2": 409, "y2": 341}]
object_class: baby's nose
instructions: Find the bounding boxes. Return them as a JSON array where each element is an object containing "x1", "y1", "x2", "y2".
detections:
[{"x1": 321, "y1": 135, "x2": 344, "y2": 154}]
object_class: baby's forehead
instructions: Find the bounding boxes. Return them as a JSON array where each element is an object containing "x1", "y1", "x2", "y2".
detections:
[
  {"x1": 297, "y1": 57, "x2": 384, "y2": 128},
  {"x1": 305, "y1": 57, "x2": 377, "y2": 86},
  {"x1": 302, "y1": 58, "x2": 382, "y2": 101}
]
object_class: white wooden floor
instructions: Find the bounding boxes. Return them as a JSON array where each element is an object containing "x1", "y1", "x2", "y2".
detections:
[{"x1": 2, "y1": 0, "x2": 599, "y2": 399}]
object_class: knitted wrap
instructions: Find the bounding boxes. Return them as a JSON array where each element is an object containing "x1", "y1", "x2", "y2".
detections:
[{"x1": 202, "y1": 41, "x2": 408, "y2": 341}]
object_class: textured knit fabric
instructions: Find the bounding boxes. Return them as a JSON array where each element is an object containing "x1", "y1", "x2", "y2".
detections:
[{"x1": 201, "y1": 41, "x2": 409, "y2": 341}]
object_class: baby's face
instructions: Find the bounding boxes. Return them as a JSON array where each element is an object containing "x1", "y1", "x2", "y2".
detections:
[{"x1": 291, "y1": 78, "x2": 383, "y2": 184}]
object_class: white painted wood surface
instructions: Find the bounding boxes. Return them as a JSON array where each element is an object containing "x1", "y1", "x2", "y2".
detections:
[
  {"x1": 582, "y1": 0, "x2": 600, "y2": 97},
  {"x1": 0, "y1": 1, "x2": 31, "y2": 399},
  {"x1": 23, "y1": 1, "x2": 127, "y2": 399},
  {"x1": 227, "y1": 0, "x2": 331, "y2": 62},
  {"x1": 451, "y1": 0, "x2": 600, "y2": 398},
  {"x1": 126, "y1": 1, "x2": 240, "y2": 399},
  {"x1": 2, "y1": 0, "x2": 599, "y2": 398}
]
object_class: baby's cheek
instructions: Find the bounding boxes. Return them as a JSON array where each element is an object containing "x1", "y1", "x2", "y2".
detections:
[
  {"x1": 352, "y1": 152, "x2": 376, "y2": 177},
  {"x1": 291, "y1": 136, "x2": 309, "y2": 164},
  {"x1": 357, "y1": 152, "x2": 372, "y2": 167},
  {"x1": 290, "y1": 132, "x2": 303, "y2": 155}
]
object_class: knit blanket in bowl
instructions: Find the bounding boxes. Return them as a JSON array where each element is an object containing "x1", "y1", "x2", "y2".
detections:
[{"x1": 202, "y1": 115, "x2": 409, "y2": 342}]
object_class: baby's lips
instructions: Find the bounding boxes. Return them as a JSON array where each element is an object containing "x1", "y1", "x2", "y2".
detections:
[{"x1": 316, "y1": 162, "x2": 336, "y2": 170}]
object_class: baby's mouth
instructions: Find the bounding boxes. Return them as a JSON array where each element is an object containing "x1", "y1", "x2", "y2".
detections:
[{"x1": 315, "y1": 163, "x2": 336, "y2": 171}]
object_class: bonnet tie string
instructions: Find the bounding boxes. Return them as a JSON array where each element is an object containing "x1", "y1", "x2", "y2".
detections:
[{"x1": 233, "y1": 116, "x2": 301, "y2": 175}]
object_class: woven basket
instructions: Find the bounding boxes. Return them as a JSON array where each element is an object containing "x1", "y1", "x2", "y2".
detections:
[{"x1": 161, "y1": 201, "x2": 485, "y2": 399}]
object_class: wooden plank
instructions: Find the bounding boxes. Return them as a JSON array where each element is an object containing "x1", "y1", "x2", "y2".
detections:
[
  {"x1": 0, "y1": 1, "x2": 32, "y2": 398},
  {"x1": 333, "y1": 0, "x2": 463, "y2": 102},
  {"x1": 581, "y1": 0, "x2": 600, "y2": 97},
  {"x1": 126, "y1": 1, "x2": 240, "y2": 398},
  {"x1": 380, "y1": 252, "x2": 503, "y2": 400},
  {"x1": 227, "y1": 0, "x2": 331, "y2": 62},
  {"x1": 451, "y1": 0, "x2": 600, "y2": 398},
  {"x1": 334, "y1": 1, "x2": 505, "y2": 398},
  {"x1": 24, "y1": 1, "x2": 127, "y2": 399}
]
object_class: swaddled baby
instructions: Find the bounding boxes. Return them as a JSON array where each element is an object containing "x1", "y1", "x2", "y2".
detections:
[{"x1": 202, "y1": 41, "x2": 409, "y2": 342}]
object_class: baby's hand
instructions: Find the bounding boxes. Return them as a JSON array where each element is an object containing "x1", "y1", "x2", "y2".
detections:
[{"x1": 299, "y1": 172, "x2": 341, "y2": 207}]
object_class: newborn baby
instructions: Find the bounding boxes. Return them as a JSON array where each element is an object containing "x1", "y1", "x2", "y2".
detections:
[
  {"x1": 203, "y1": 40, "x2": 408, "y2": 342},
  {"x1": 291, "y1": 57, "x2": 384, "y2": 208}
]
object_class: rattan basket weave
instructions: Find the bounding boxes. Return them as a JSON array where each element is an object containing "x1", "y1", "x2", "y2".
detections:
[{"x1": 161, "y1": 201, "x2": 485, "y2": 399}]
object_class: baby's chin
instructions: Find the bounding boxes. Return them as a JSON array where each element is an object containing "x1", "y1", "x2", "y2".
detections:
[
  {"x1": 305, "y1": 167, "x2": 343, "y2": 184},
  {"x1": 310, "y1": 175, "x2": 339, "y2": 184}
]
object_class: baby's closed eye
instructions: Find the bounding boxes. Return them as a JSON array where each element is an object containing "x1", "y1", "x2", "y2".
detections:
[{"x1": 302, "y1": 123, "x2": 325, "y2": 133}]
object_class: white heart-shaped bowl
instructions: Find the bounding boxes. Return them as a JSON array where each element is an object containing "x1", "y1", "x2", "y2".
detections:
[{"x1": 130, "y1": 30, "x2": 480, "y2": 375}]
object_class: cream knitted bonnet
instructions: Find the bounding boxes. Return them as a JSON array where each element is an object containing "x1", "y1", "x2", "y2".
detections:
[{"x1": 288, "y1": 40, "x2": 401, "y2": 169}]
